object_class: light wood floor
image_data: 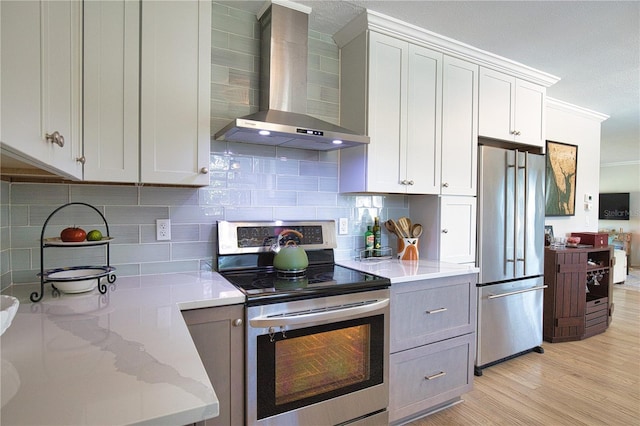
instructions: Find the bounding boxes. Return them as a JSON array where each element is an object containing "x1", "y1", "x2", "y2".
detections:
[{"x1": 409, "y1": 286, "x2": 640, "y2": 426}]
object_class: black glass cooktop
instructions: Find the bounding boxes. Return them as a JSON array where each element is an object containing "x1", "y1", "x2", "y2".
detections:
[{"x1": 220, "y1": 263, "x2": 390, "y2": 304}]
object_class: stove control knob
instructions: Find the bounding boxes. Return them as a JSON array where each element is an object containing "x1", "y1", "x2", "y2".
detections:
[{"x1": 233, "y1": 319, "x2": 243, "y2": 327}]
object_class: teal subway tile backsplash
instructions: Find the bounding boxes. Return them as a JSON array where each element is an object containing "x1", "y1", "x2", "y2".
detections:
[
  {"x1": 71, "y1": 185, "x2": 138, "y2": 206},
  {"x1": 11, "y1": 183, "x2": 68, "y2": 205},
  {"x1": 0, "y1": 2, "x2": 410, "y2": 286}
]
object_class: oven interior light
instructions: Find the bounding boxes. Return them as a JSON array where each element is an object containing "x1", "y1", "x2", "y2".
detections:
[
  {"x1": 332, "y1": 139, "x2": 343, "y2": 145},
  {"x1": 259, "y1": 130, "x2": 271, "y2": 136}
]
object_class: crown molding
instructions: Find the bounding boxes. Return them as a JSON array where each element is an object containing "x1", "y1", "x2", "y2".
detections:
[
  {"x1": 334, "y1": 10, "x2": 561, "y2": 87},
  {"x1": 600, "y1": 160, "x2": 640, "y2": 167},
  {"x1": 546, "y1": 97, "x2": 609, "y2": 122}
]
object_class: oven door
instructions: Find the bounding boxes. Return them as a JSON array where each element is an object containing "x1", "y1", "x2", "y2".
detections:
[{"x1": 246, "y1": 288, "x2": 390, "y2": 426}]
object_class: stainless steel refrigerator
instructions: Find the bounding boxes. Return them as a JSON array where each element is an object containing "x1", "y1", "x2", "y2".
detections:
[{"x1": 475, "y1": 145, "x2": 547, "y2": 376}]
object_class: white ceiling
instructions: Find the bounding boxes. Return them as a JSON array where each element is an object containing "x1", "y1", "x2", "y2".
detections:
[{"x1": 223, "y1": 0, "x2": 639, "y2": 165}]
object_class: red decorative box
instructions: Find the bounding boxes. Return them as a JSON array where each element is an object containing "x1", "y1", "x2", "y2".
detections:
[{"x1": 570, "y1": 232, "x2": 609, "y2": 247}]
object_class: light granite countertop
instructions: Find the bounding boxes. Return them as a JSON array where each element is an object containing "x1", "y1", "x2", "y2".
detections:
[
  {"x1": 0, "y1": 261, "x2": 478, "y2": 425},
  {"x1": 0, "y1": 272, "x2": 245, "y2": 426},
  {"x1": 337, "y1": 258, "x2": 479, "y2": 283}
]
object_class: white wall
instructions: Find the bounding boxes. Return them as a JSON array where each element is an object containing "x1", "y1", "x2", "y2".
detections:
[
  {"x1": 599, "y1": 163, "x2": 640, "y2": 266},
  {"x1": 544, "y1": 98, "x2": 608, "y2": 238}
]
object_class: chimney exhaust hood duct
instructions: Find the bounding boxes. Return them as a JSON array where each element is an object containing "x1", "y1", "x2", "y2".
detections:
[{"x1": 214, "y1": 0, "x2": 369, "y2": 151}]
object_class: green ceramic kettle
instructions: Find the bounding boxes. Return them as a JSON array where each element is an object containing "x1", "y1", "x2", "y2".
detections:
[{"x1": 272, "y1": 229, "x2": 308, "y2": 272}]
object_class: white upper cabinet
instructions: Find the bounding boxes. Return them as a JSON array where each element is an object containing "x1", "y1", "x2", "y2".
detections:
[
  {"x1": 479, "y1": 68, "x2": 546, "y2": 148},
  {"x1": 83, "y1": 0, "x2": 140, "y2": 182},
  {"x1": 140, "y1": 0, "x2": 211, "y2": 185},
  {"x1": 1, "y1": 0, "x2": 83, "y2": 179},
  {"x1": 441, "y1": 57, "x2": 478, "y2": 196},
  {"x1": 83, "y1": 0, "x2": 211, "y2": 185},
  {"x1": 339, "y1": 31, "x2": 443, "y2": 194}
]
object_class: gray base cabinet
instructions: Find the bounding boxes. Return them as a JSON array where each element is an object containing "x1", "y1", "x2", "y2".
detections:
[
  {"x1": 389, "y1": 274, "x2": 477, "y2": 424},
  {"x1": 182, "y1": 304, "x2": 244, "y2": 426}
]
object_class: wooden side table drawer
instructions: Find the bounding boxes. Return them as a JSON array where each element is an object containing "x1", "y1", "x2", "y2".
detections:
[{"x1": 584, "y1": 295, "x2": 608, "y2": 338}]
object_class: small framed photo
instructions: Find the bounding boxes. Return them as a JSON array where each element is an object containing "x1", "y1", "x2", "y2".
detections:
[{"x1": 545, "y1": 225, "x2": 554, "y2": 246}]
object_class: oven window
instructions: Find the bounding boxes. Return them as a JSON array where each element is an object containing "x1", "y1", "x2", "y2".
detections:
[{"x1": 256, "y1": 315, "x2": 384, "y2": 420}]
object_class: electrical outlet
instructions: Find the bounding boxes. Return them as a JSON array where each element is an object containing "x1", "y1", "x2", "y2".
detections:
[
  {"x1": 156, "y1": 219, "x2": 171, "y2": 241},
  {"x1": 338, "y1": 218, "x2": 349, "y2": 235}
]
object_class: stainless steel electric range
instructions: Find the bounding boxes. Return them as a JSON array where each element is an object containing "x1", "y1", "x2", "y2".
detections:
[{"x1": 216, "y1": 220, "x2": 391, "y2": 426}]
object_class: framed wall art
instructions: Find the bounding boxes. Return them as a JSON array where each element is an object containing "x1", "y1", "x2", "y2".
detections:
[{"x1": 545, "y1": 140, "x2": 578, "y2": 216}]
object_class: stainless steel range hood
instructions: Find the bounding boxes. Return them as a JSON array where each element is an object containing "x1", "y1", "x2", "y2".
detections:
[{"x1": 214, "y1": 0, "x2": 369, "y2": 151}]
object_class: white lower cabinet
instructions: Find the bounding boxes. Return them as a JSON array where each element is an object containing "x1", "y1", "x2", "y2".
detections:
[
  {"x1": 389, "y1": 274, "x2": 477, "y2": 424},
  {"x1": 1, "y1": 0, "x2": 83, "y2": 179}
]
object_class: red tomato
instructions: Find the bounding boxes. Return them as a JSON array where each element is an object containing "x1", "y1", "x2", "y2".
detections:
[{"x1": 60, "y1": 227, "x2": 87, "y2": 242}]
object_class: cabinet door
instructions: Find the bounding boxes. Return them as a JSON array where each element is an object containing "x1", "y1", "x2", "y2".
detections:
[
  {"x1": 140, "y1": 0, "x2": 211, "y2": 185},
  {"x1": 366, "y1": 32, "x2": 407, "y2": 193},
  {"x1": 1, "y1": 0, "x2": 83, "y2": 179},
  {"x1": 182, "y1": 305, "x2": 245, "y2": 426},
  {"x1": 543, "y1": 250, "x2": 587, "y2": 342},
  {"x1": 441, "y1": 57, "x2": 478, "y2": 196},
  {"x1": 83, "y1": 0, "x2": 140, "y2": 182},
  {"x1": 514, "y1": 79, "x2": 545, "y2": 147},
  {"x1": 440, "y1": 196, "x2": 477, "y2": 263},
  {"x1": 405, "y1": 45, "x2": 442, "y2": 194},
  {"x1": 478, "y1": 68, "x2": 515, "y2": 142}
]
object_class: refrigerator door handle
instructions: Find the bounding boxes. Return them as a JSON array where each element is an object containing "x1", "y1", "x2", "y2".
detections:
[
  {"x1": 505, "y1": 152, "x2": 516, "y2": 275},
  {"x1": 510, "y1": 151, "x2": 519, "y2": 277},
  {"x1": 518, "y1": 153, "x2": 529, "y2": 275},
  {"x1": 488, "y1": 285, "x2": 548, "y2": 299}
]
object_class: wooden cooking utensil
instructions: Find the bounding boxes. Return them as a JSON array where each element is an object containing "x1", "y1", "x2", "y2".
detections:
[
  {"x1": 384, "y1": 220, "x2": 397, "y2": 236},
  {"x1": 389, "y1": 219, "x2": 405, "y2": 238},
  {"x1": 411, "y1": 223, "x2": 423, "y2": 238},
  {"x1": 398, "y1": 217, "x2": 412, "y2": 238}
]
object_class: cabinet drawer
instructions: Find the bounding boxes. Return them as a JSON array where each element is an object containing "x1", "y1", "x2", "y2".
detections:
[
  {"x1": 586, "y1": 296, "x2": 608, "y2": 314},
  {"x1": 391, "y1": 275, "x2": 475, "y2": 352},
  {"x1": 389, "y1": 333, "x2": 474, "y2": 423}
]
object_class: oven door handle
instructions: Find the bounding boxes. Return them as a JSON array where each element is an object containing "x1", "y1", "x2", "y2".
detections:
[{"x1": 249, "y1": 298, "x2": 389, "y2": 328}]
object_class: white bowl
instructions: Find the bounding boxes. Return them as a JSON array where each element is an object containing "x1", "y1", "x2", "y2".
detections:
[
  {"x1": 46, "y1": 268, "x2": 103, "y2": 294},
  {"x1": 1, "y1": 295, "x2": 19, "y2": 336}
]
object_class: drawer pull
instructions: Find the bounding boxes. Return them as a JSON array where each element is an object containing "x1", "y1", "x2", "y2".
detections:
[
  {"x1": 425, "y1": 371, "x2": 446, "y2": 380},
  {"x1": 425, "y1": 307, "x2": 447, "y2": 314}
]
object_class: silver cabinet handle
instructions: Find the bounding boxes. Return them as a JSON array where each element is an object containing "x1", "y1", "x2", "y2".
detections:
[
  {"x1": 442, "y1": 229, "x2": 448, "y2": 233},
  {"x1": 76, "y1": 156, "x2": 86, "y2": 164},
  {"x1": 426, "y1": 307, "x2": 447, "y2": 314},
  {"x1": 408, "y1": 180, "x2": 414, "y2": 185},
  {"x1": 442, "y1": 182, "x2": 449, "y2": 188},
  {"x1": 200, "y1": 167, "x2": 209, "y2": 174},
  {"x1": 232, "y1": 319, "x2": 243, "y2": 327},
  {"x1": 46, "y1": 131, "x2": 65, "y2": 147},
  {"x1": 488, "y1": 285, "x2": 548, "y2": 299},
  {"x1": 511, "y1": 130, "x2": 521, "y2": 136},
  {"x1": 425, "y1": 371, "x2": 446, "y2": 380}
]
